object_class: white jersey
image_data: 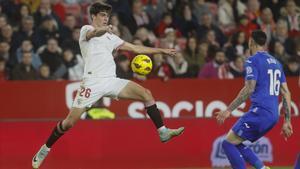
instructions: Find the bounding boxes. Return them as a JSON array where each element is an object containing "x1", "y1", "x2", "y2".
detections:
[{"x1": 79, "y1": 25, "x2": 124, "y2": 78}]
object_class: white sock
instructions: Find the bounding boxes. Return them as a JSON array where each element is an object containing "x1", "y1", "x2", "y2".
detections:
[{"x1": 158, "y1": 126, "x2": 167, "y2": 132}]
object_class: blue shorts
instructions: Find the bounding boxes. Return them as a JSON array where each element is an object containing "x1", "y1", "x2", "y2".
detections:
[{"x1": 232, "y1": 109, "x2": 278, "y2": 142}]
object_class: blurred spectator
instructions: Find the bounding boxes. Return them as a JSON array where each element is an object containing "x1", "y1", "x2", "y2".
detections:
[
  {"x1": 198, "y1": 41, "x2": 209, "y2": 63},
  {"x1": 225, "y1": 31, "x2": 248, "y2": 61},
  {"x1": 15, "y1": 39, "x2": 42, "y2": 71},
  {"x1": 132, "y1": 38, "x2": 143, "y2": 46},
  {"x1": 0, "y1": 0, "x2": 21, "y2": 25},
  {"x1": 269, "y1": 40, "x2": 291, "y2": 64},
  {"x1": 197, "y1": 12, "x2": 226, "y2": 47},
  {"x1": 205, "y1": 30, "x2": 220, "y2": 48},
  {"x1": 159, "y1": 27, "x2": 181, "y2": 50},
  {"x1": 16, "y1": 3, "x2": 32, "y2": 23},
  {"x1": 39, "y1": 38, "x2": 65, "y2": 79},
  {"x1": 284, "y1": 57, "x2": 300, "y2": 76},
  {"x1": 198, "y1": 49, "x2": 226, "y2": 79},
  {"x1": 0, "y1": 56, "x2": 8, "y2": 81},
  {"x1": 166, "y1": 52, "x2": 188, "y2": 78},
  {"x1": 218, "y1": 0, "x2": 246, "y2": 35},
  {"x1": 169, "y1": 0, "x2": 189, "y2": 19},
  {"x1": 62, "y1": 49, "x2": 83, "y2": 81},
  {"x1": 228, "y1": 55, "x2": 244, "y2": 78},
  {"x1": 135, "y1": 27, "x2": 156, "y2": 47},
  {"x1": 183, "y1": 37, "x2": 206, "y2": 77},
  {"x1": 8, "y1": 3, "x2": 32, "y2": 28},
  {"x1": 245, "y1": 0, "x2": 261, "y2": 22},
  {"x1": 283, "y1": 0, "x2": 300, "y2": 36},
  {"x1": 12, "y1": 16, "x2": 37, "y2": 50},
  {"x1": 155, "y1": 12, "x2": 181, "y2": 38},
  {"x1": 115, "y1": 54, "x2": 133, "y2": 79},
  {"x1": 0, "y1": 24, "x2": 14, "y2": 45},
  {"x1": 127, "y1": 0, "x2": 154, "y2": 34},
  {"x1": 238, "y1": 15, "x2": 258, "y2": 39},
  {"x1": 61, "y1": 27, "x2": 81, "y2": 55},
  {"x1": 11, "y1": 51, "x2": 38, "y2": 80},
  {"x1": 110, "y1": 13, "x2": 133, "y2": 42},
  {"x1": 145, "y1": 0, "x2": 166, "y2": 25},
  {"x1": 192, "y1": 0, "x2": 214, "y2": 25},
  {"x1": 51, "y1": 0, "x2": 66, "y2": 22},
  {"x1": 175, "y1": 3, "x2": 199, "y2": 37},
  {"x1": 0, "y1": 40, "x2": 14, "y2": 72},
  {"x1": 0, "y1": 0, "x2": 297, "y2": 80},
  {"x1": 260, "y1": 0, "x2": 286, "y2": 22},
  {"x1": 106, "y1": 0, "x2": 131, "y2": 29},
  {"x1": 20, "y1": 0, "x2": 41, "y2": 13},
  {"x1": 271, "y1": 19, "x2": 296, "y2": 55},
  {"x1": 60, "y1": 14, "x2": 77, "y2": 42},
  {"x1": 33, "y1": 0, "x2": 61, "y2": 28},
  {"x1": 38, "y1": 63, "x2": 51, "y2": 80},
  {"x1": 34, "y1": 15, "x2": 60, "y2": 48},
  {"x1": 0, "y1": 14, "x2": 8, "y2": 28},
  {"x1": 0, "y1": 40, "x2": 11, "y2": 62},
  {"x1": 256, "y1": 7, "x2": 276, "y2": 44},
  {"x1": 150, "y1": 53, "x2": 173, "y2": 81}
]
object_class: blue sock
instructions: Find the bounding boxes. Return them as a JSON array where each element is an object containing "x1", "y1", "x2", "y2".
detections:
[
  {"x1": 222, "y1": 140, "x2": 246, "y2": 169},
  {"x1": 236, "y1": 143, "x2": 264, "y2": 169}
]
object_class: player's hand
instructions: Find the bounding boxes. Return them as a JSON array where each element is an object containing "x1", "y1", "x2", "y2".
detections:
[
  {"x1": 106, "y1": 24, "x2": 113, "y2": 34},
  {"x1": 95, "y1": 25, "x2": 113, "y2": 36},
  {"x1": 161, "y1": 48, "x2": 176, "y2": 57},
  {"x1": 281, "y1": 121, "x2": 293, "y2": 141},
  {"x1": 215, "y1": 110, "x2": 231, "y2": 124}
]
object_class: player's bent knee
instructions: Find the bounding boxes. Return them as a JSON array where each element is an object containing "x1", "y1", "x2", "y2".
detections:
[
  {"x1": 225, "y1": 130, "x2": 244, "y2": 145},
  {"x1": 62, "y1": 119, "x2": 76, "y2": 130}
]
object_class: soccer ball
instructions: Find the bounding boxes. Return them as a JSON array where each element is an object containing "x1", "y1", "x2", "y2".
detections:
[{"x1": 131, "y1": 54, "x2": 153, "y2": 76}]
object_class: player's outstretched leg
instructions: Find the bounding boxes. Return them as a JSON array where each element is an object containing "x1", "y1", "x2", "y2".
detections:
[
  {"x1": 118, "y1": 81, "x2": 184, "y2": 143},
  {"x1": 32, "y1": 107, "x2": 85, "y2": 169}
]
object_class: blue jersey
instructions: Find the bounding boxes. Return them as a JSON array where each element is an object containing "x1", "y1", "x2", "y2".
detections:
[{"x1": 244, "y1": 51, "x2": 286, "y2": 119}]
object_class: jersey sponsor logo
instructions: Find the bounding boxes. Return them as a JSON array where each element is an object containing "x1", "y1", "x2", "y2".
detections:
[
  {"x1": 246, "y1": 60, "x2": 252, "y2": 63},
  {"x1": 65, "y1": 82, "x2": 300, "y2": 118},
  {"x1": 210, "y1": 135, "x2": 273, "y2": 167}
]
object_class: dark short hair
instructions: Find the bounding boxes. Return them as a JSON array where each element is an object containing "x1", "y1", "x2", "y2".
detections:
[
  {"x1": 89, "y1": 2, "x2": 112, "y2": 17},
  {"x1": 251, "y1": 30, "x2": 267, "y2": 46}
]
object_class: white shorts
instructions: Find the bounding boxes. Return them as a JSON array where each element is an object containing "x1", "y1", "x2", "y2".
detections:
[{"x1": 72, "y1": 77, "x2": 129, "y2": 108}]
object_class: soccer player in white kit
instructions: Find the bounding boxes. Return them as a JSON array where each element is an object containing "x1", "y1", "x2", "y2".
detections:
[{"x1": 32, "y1": 2, "x2": 184, "y2": 169}]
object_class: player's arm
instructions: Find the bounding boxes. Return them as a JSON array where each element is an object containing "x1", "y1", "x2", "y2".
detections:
[
  {"x1": 215, "y1": 80, "x2": 256, "y2": 124},
  {"x1": 119, "y1": 42, "x2": 176, "y2": 56},
  {"x1": 280, "y1": 82, "x2": 293, "y2": 140},
  {"x1": 227, "y1": 80, "x2": 256, "y2": 112},
  {"x1": 86, "y1": 25, "x2": 113, "y2": 41}
]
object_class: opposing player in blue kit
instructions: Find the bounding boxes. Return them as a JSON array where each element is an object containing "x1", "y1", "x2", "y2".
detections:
[{"x1": 215, "y1": 30, "x2": 293, "y2": 169}]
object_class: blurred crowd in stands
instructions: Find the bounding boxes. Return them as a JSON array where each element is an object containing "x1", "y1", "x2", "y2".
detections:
[{"x1": 0, "y1": 0, "x2": 299, "y2": 81}]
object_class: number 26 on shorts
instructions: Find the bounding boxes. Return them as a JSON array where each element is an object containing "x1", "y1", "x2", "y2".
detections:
[{"x1": 79, "y1": 87, "x2": 91, "y2": 98}]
